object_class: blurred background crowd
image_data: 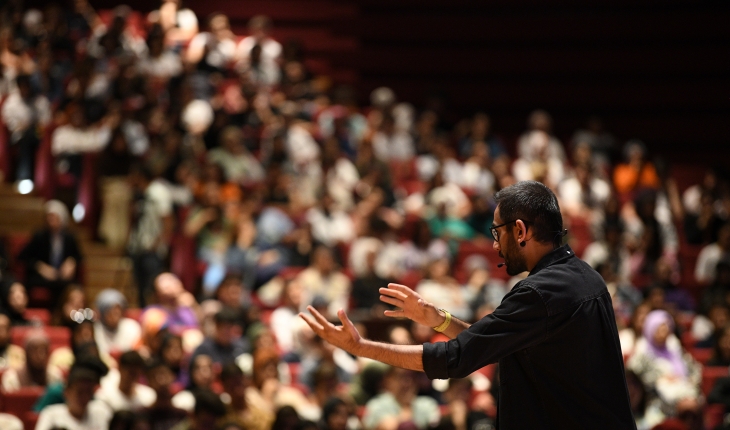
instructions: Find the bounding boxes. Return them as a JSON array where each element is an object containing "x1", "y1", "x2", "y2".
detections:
[{"x1": 0, "y1": 1, "x2": 728, "y2": 430}]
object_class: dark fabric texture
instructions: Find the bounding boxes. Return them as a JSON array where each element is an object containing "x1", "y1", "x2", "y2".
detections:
[{"x1": 422, "y1": 245, "x2": 636, "y2": 430}]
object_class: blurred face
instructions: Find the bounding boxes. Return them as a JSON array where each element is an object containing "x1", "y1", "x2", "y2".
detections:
[
  {"x1": 326, "y1": 404, "x2": 349, "y2": 430},
  {"x1": 219, "y1": 282, "x2": 242, "y2": 308},
  {"x1": 215, "y1": 322, "x2": 238, "y2": 346},
  {"x1": 155, "y1": 274, "x2": 183, "y2": 304},
  {"x1": 385, "y1": 368, "x2": 415, "y2": 397},
  {"x1": 0, "y1": 315, "x2": 9, "y2": 346},
  {"x1": 710, "y1": 306, "x2": 730, "y2": 331},
  {"x1": 8, "y1": 283, "x2": 27, "y2": 314},
  {"x1": 27, "y1": 341, "x2": 49, "y2": 369},
  {"x1": 285, "y1": 280, "x2": 303, "y2": 308},
  {"x1": 102, "y1": 304, "x2": 123, "y2": 331},
  {"x1": 652, "y1": 323, "x2": 670, "y2": 348},
  {"x1": 632, "y1": 305, "x2": 650, "y2": 333},
  {"x1": 66, "y1": 379, "x2": 96, "y2": 418},
  {"x1": 63, "y1": 289, "x2": 85, "y2": 318},
  {"x1": 162, "y1": 337, "x2": 183, "y2": 367},
  {"x1": 719, "y1": 329, "x2": 730, "y2": 358},
  {"x1": 191, "y1": 355, "x2": 214, "y2": 388},
  {"x1": 46, "y1": 212, "x2": 62, "y2": 231}
]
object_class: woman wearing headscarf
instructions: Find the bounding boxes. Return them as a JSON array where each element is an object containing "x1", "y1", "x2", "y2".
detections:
[
  {"x1": 17, "y1": 200, "x2": 82, "y2": 304},
  {"x1": 627, "y1": 310, "x2": 702, "y2": 415},
  {"x1": 94, "y1": 289, "x2": 142, "y2": 357}
]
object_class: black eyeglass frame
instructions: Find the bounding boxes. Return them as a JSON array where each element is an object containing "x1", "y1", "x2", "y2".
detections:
[{"x1": 490, "y1": 219, "x2": 533, "y2": 243}]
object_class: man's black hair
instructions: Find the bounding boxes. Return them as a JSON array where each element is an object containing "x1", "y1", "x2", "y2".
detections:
[
  {"x1": 145, "y1": 357, "x2": 169, "y2": 373},
  {"x1": 119, "y1": 350, "x2": 146, "y2": 369},
  {"x1": 193, "y1": 389, "x2": 227, "y2": 417},
  {"x1": 494, "y1": 181, "x2": 564, "y2": 247},
  {"x1": 67, "y1": 355, "x2": 109, "y2": 386},
  {"x1": 214, "y1": 307, "x2": 241, "y2": 325}
]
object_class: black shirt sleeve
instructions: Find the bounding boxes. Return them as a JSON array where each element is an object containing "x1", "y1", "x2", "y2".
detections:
[{"x1": 422, "y1": 283, "x2": 548, "y2": 379}]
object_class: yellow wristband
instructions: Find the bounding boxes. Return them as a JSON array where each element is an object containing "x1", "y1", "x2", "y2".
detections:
[{"x1": 432, "y1": 309, "x2": 452, "y2": 333}]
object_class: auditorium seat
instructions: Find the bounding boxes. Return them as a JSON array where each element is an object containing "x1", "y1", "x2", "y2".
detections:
[
  {"x1": 0, "y1": 386, "x2": 44, "y2": 416},
  {"x1": 22, "y1": 309, "x2": 50, "y2": 326},
  {"x1": 10, "y1": 326, "x2": 70, "y2": 352},
  {"x1": 702, "y1": 366, "x2": 729, "y2": 397}
]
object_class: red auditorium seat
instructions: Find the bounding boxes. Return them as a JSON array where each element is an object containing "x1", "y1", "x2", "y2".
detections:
[
  {"x1": 0, "y1": 122, "x2": 10, "y2": 182},
  {"x1": 4, "y1": 232, "x2": 30, "y2": 282},
  {"x1": 10, "y1": 326, "x2": 70, "y2": 352},
  {"x1": 22, "y1": 309, "x2": 50, "y2": 326},
  {"x1": 704, "y1": 404, "x2": 725, "y2": 430},
  {"x1": 702, "y1": 366, "x2": 729, "y2": 398},
  {"x1": 0, "y1": 386, "x2": 45, "y2": 416},
  {"x1": 690, "y1": 348, "x2": 713, "y2": 365}
]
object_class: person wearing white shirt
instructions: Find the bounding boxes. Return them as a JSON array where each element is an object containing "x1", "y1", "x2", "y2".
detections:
[
  {"x1": 696, "y1": 224, "x2": 730, "y2": 284},
  {"x1": 36, "y1": 362, "x2": 112, "y2": 430},
  {"x1": 236, "y1": 15, "x2": 282, "y2": 78},
  {"x1": 93, "y1": 289, "x2": 142, "y2": 357},
  {"x1": 96, "y1": 351, "x2": 156, "y2": 412}
]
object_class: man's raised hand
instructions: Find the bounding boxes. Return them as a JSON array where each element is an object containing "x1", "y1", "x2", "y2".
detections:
[
  {"x1": 379, "y1": 283, "x2": 442, "y2": 328},
  {"x1": 299, "y1": 306, "x2": 363, "y2": 355}
]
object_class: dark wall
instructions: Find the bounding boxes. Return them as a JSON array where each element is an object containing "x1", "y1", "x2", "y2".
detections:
[{"x1": 343, "y1": 0, "x2": 730, "y2": 161}]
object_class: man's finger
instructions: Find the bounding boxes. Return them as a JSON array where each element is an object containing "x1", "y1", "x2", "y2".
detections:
[
  {"x1": 379, "y1": 287, "x2": 408, "y2": 300},
  {"x1": 299, "y1": 313, "x2": 324, "y2": 333},
  {"x1": 383, "y1": 309, "x2": 405, "y2": 318},
  {"x1": 307, "y1": 306, "x2": 334, "y2": 328},
  {"x1": 387, "y1": 283, "x2": 414, "y2": 295},
  {"x1": 379, "y1": 295, "x2": 403, "y2": 307},
  {"x1": 337, "y1": 309, "x2": 359, "y2": 339}
]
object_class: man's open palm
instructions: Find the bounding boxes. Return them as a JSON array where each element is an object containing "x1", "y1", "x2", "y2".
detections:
[
  {"x1": 299, "y1": 307, "x2": 362, "y2": 355},
  {"x1": 379, "y1": 283, "x2": 442, "y2": 328}
]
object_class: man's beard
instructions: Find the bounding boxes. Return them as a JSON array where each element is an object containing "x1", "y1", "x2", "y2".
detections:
[{"x1": 502, "y1": 235, "x2": 528, "y2": 276}]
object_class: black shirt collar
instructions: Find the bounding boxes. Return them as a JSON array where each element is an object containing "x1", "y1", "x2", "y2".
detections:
[{"x1": 529, "y1": 244, "x2": 575, "y2": 276}]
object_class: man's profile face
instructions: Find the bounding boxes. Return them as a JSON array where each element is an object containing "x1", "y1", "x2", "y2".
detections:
[{"x1": 492, "y1": 206, "x2": 528, "y2": 276}]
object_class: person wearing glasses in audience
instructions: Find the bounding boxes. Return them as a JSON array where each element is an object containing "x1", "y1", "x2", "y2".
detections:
[{"x1": 301, "y1": 181, "x2": 636, "y2": 430}]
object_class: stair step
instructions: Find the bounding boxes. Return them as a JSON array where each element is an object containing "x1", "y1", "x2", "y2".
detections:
[{"x1": 84, "y1": 256, "x2": 130, "y2": 271}]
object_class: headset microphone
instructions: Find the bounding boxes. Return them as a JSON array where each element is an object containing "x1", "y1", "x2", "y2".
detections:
[{"x1": 497, "y1": 263, "x2": 506, "y2": 268}]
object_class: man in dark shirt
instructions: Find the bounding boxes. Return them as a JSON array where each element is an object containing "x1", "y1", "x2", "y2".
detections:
[
  {"x1": 191, "y1": 307, "x2": 250, "y2": 365},
  {"x1": 301, "y1": 181, "x2": 635, "y2": 430}
]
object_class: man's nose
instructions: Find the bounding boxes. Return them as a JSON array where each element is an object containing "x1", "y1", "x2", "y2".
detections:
[{"x1": 493, "y1": 239, "x2": 500, "y2": 252}]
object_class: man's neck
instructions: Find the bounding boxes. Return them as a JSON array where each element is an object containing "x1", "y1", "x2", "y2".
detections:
[
  {"x1": 525, "y1": 243, "x2": 557, "y2": 273},
  {"x1": 68, "y1": 405, "x2": 86, "y2": 421}
]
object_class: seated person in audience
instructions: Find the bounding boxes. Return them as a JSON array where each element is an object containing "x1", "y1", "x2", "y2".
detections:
[
  {"x1": 436, "y1": 378, "x2": 495, "y2": 430},
  {"x1": 220, "y1": 362, "x2": 274, "y2": 430},
  {"x1": 1, "y1": 330, "x2": 53, "y2": 391},
  {"x1": 94, "y1": 288, "x2": 142, "y2": 357},
  {"x1": 512, "y1": 129, "x2": 565, "y2": 189},
  {"x1": 613, "y1": 140, "x2": 660, "y2": 196},
  {"x1": 190, "y1": 308, "x2": 249, "y2": 366},
  {"x1": 625, "y1": 370, "x2": 665, "y2": 430},
  {"x1": 0, "y1": 414, "x2": 22, "y2": 430},
  {"x1": 299, "y1": 336, "x2": 356, "y2": 393},
  {"x1": 17, "y1": 200, "x2": 82, "y2": 305},
  {"x1": 558, "y1": 162, "x2": 611, "y2": 221},
  {"x1": 416, "y1": 258, "x2": 474, "y2": 322},
  {"x1": 96, "y1": 350, "x2": 156, "y2": 412},
  {"x1": 708, "y1": 325, "x2": 730, "y2": 367},
  {"x1": 143, "y1": 272, "x2": 200, "y2": 334},
  {"x1": 646, "y1": 257, "x2": 695, "y2": 312},
  {"x1": 306, "y1": 191, "x2": 355, "y2": 248},
  {"x1": 49, "y1": 319, "x2": 115, "y2": 377},
  {"x1": 172, "y1": 354, "x2": 216, "y2": 412},
  {"x1": 295, "y1": 246, "x2": 351, "y2": 316},
  {"x1": 160, "y1": 333, "x2": 186, "y2": 386},
  {"x1": 696, "y1": 223, "x2": 730, "y2": 285},
  {"x1": 51, "y1": 284, "x2": 86, "y2": 328},
  {"x1": 351, "y1": 248, "x2": 395, "y2": 315},
  {"x1": 145, "y1": 359, "x2": 189, "y2": 430},
  {"x1": 247, "y1": 347, "x2": 318, "y2": 421},
  {"x1": 0, "y1": 313, "x2": 24, "y2": 371},
  {"x1": 270, "y1": 278, "x2": 308, "y2": 360},
  {"x1": 320, "y1": 397, "x2": 356, "y2": 430},
  {"x1": 583, "y1": 220, "x2": 632, "y2": 284},
  {"x1": 691, "y1": 302, "x2": 729, "y2": 348},
  {"x1": 700, "y1": 260, "x2": 730, "y2": 314},
  {"x1": 171, "y1": 388, "x2": 228, "y2": 430},
  {"x1": 362, "y1": 366, "x2": 440, "y2": 430},
  {"x1": 462, "y1": 255, "x2": 507, "y2": 320},
  {"x1": 147, "y1": 0, "x2": 199, "y2": 46},
  {"x1": 627, "y1": 310, "x2": 701, "y2": 417},
  {"x1": 619, "y1": 302, "x2": 652, "y2": 360},
  {"x1": 35, "y1": 358, "x2": 112, "y2": 430},
  {"x1": 236, "y1": 15, "x2": 281, "y2": 80},
  {"x1": 1, "y1": 281, "x2": 31, "y2": 326}
]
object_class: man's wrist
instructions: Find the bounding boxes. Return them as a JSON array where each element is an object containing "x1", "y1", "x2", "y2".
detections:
[{"x1": 430, "y1": 308, "x2": 446, "y2": 328}]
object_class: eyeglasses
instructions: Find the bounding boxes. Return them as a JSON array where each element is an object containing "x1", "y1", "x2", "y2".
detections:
[{"x1": 490, "y1": 219, "x2": 532, "y2": 243}]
